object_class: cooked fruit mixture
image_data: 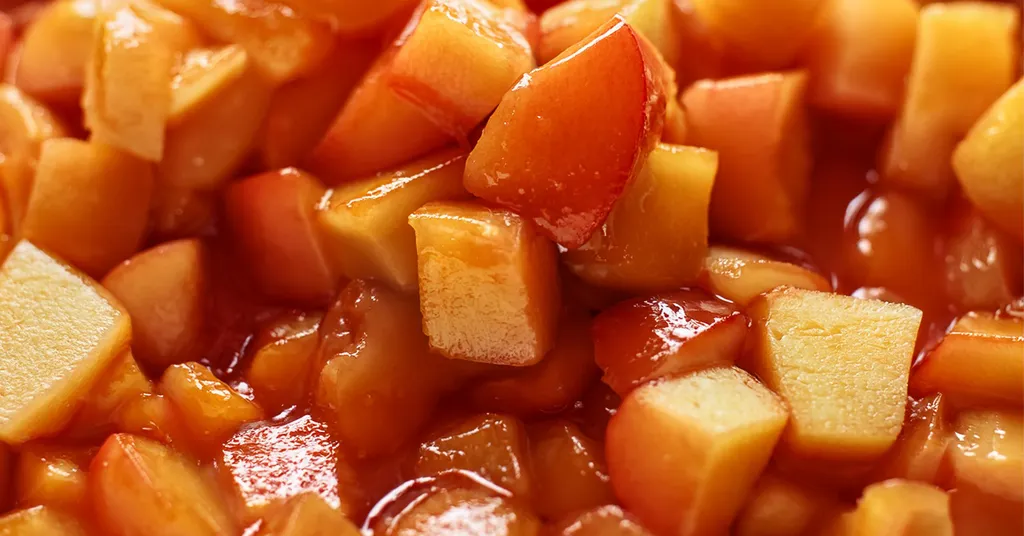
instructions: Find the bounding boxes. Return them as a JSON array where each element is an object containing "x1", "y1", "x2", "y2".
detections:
[{"x1": 0, "y1": 0, "x2": 1020, "y2": 534}]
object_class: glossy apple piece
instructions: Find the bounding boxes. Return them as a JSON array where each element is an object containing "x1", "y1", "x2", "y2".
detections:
[
  {"x1": 102, "y1": 239, "x2": 207, "y2": 370},
  {"x1": 879, "y1": 3, "x2": 1019, "y2": 199},
  {"x1": 92, "y1": 434, "x2": 236, "y2": 536},
  {"x1": 0, "y1": 506, "x2": 87, "y2": 535},
  {"x1": 14, "y1": 444, "x2": 90, "y2": 512},
  {"x1": 21, "y1": 138, "x2": 153, "y2": 278},
  {"x1": 257, "y1": 492, "x2": 361, "y2": 536},
  {"x1": 0, "y1": 241, "x2": 129, "y2": 444},
  {"x1": 911, "y1": 313, "x2": 1023, "y2": 407},
  {"x1": 872, "y1": 394, "x2": 950, "y2": 485},
  {"x1": 691, "y1": 0, "x2": 824, "y2": 68},
  {"x1": 851, "y1": 480, "x2": 953, "y2": 536},
  {"x1": 942, "y1": 204, "x2": 1022, "y2": 312},
  {"x1": 318, "y1": 149, "x2": 471, "y2": 292},
  {"x1": 701, "y1": 246, "x2": 832, "y2": 307},
  {"x1": 949, "y1": 410, "x2": 1022, "y2": 501},
  {"x1": 65, "y1": 350, "x2": 153, "y2": 436},
  {"x1": 464, "y1": 16, "x2": 666, "y2": 248},
  {"x1": 538, "y1": 0, "x2": 680, "y2": 68},
  {"x1": 549, "y1": 505, "x2": 653, "y2": 536},
  {"x1": 682, "y1": 71, "x2": 811, "y2": 244},
  {"x1": 953, "y1": 78, "x2": 1024, "y2": 241},
  {"x1": 147, "y1": 186, "x2": 218, "y2": 242},
  {"x1": 804, "y1": 0, "x2": 917, "y2": 119},
  {"x1": 747, "y1": 288, "x2": 922, "y2": 460},
  {"x1": 606, "y1": 367, "x2": 788, "y2": 536},
  {"x1": 564, "y1": 144, "x2": 717, "y2": 291},
  {"x1": 593, "y1": 289, "x2": 748, "y2": 396},
  {"x1": 225, "y1": 168, "x2": 335, "y2": 306},
  {"x1": 668, "y1": 0, "x2": 726, "y2": 87},
  {"x1": 114, "y1": 393, "x2": 193, "y2": 451},
  {"x1": 528, "y1": 420, "x2": 614, "y2": 520},
  {"x1": 734, "y1": 473, "x2": 846, "y2": 536},
  {"x1": 14, "y1": 0, "x2": 97, "y2": 107},
  {"x1": 259, "y1": 40, "x2": 377, "y2": 169},
  {"x1": 409, "y1": 202, "x2": 560, "y2": 365},
  {"x1": 169, "y1": 45, "x2": 248, "y2": 124},
  {"x1": 245, "y1": 311, "x2": 321, "y2": 414},
  {"x1": 467, "y1": 310, "x2": 598, "y2": 416},
  {"x1": 159, "y1": 362, "x2": 263, "y2": 447},
  {"x1": 950, "y1": 483, "x2": 1024, "y2": 536}
]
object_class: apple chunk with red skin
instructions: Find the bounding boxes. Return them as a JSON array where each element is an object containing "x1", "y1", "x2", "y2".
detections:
[{"x1": 465, "y1": 16, "x2": 667, "y2": 248}]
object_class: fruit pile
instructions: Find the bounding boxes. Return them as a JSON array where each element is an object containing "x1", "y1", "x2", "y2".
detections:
[{"x1": 0, "y1": 0, "x2": 1020, "y2": 534}]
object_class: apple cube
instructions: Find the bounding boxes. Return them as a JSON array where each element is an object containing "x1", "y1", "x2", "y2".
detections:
[
  {"x1": 701, "y1": 246, "x2": 832, "y2": 307},
  {"x1": 606, "y1": 367, "x2": 788, "y2": 536},
  {"x1": 159, "y1": 362, "x2": 263, "y2": 447},
  {"x1": 691, "y1": 0, "x2": 824, "y2": 68},
  {"x1": 954, "y1": 78, "x2": 1024, "y2": 241},
  {"x1": 169, "y1": 45, "x2": 248, "y2": 124},
  {"x1": 114, "y1": 393, "x2": 193, "y2": 452},
  {"x1": 318, "y1": 149, "x2": 471, "y2": 292},
  {"x1": 911, "y1": 313, "x2": 1023, "y2": 407},
  {"x1": 65, "y1": 350, "x2": 153, "y2": 436},
  {"x1": 850, "y1": 480, "x2": 953, "y2": 536},
  {"x1": 564, "y1": 144, "x2": 717, "y2": 291},
  {"x1": 529, "y1": 420, "x2": 614, "y2": 520},
  {"x1": 949, "y1": 410, "x2": 1022, "y2": 502},
  {"x1": 14, "y1": 0, "x2": 97, "y2": 107},
  {"x1": 593, "y1": 290, "x2": 748, "y2": 396},
  {"x1": 538, "y1": 0, "x2": 680, "y2": 68},
  {"x1": 225, "y1": 168, "x2": 335, "y2": 306},
  {"x1": 734, "y1": 473, "x2": 844, "y2": 536},
  {"x1": 0, "y1": 241, "x2": 129, "y2": 444},
  {"x1": 872, "y1": 394, "x2": 950, "y2": 485},
  {"x1": 91, "y1": 434, "x2": 236, "y2": 536},
  {"x1": 245, "y1": 311, "x2": 321, "y2": 414},
  {"x1": 14, "y1": 444, "x2": 90, "y2": 512},
  {"x1": 681, "y1": 71, "x2": 811, "y2": 244},
  {"x1": 147, "y1": 187, "x2": 218, "y2": 242},
  {"x1": 747, "y1": 287, "x2": 922, "y2": 460},
  {"x1": 256, "y1": 492, "x2": 361, "y2": 536},
  {"x1": 0, "y1": 506, "x2": 87, "y2": 535},
  {"x1": 942, "y1": 204, "x2": 1022, "y2": 311},
  {"x1": 879, "y1": 3, "x2": 1019, "y2": 199},
  {"x1": 464, "y1": 16, "x2": 667, "y2": 248},
  {"x1": 409, "y1": 202, "x2": 560, "y2": 365},
  {"x1": 669, "y1": 0, "x2": 726, "y2": 87},
  {"x1": 548, "y1": 505, "x2": 653, "y2": 536},
  {"x1": 102, "y1": 239, "x2": 207, "y2": 369}
]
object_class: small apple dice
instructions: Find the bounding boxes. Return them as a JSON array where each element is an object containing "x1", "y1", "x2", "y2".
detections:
[
  {"x1": 943, "y1": 204, "x2": 1022, "y2": 311},
  {"x1": 747, "y1": 287, "x2": 922, "y2": 460},
  {"x1": 14, "y1": 444, "x2": 90, "y2": 512},
  {"x1": 911, "y1": 313, "x2": 1023, "y2": 407},
  {"x1": 606, "y1": 367, "x2": 788, "y2": 536},
  {"x1": 102, "y1": 239, "x2": 207, "y2": 370},
  {"x1": 0, "y1": 241, "x2": 130, "y2": 443},
  {"x1": 256, "y1": 492, "x2": 361, "y2": 536},
  {"x1": 593, "y1": 290, "x2": 748, "y2": 396},
  {"x1": 949, "y1": 410, "x2": 1022, "y2": 502},
  {"x1": 464, "y1": 16, "x2": 667, "y2": 248},
  {"x1": 245, "y1": 311, "x2": 321, "y2": 414},
  {"x1": 409, "y1": 202, "x2": 560, "y2": 366},
  {"x1": 148, "y1": 186, "x2": 217, "y2": 242},
  {"x1": 682, "y1": 71, "x2": 811, "y2": 244},
  {"x1": 691, "y1": 0, "x2": 824, "y2": 68},
  {"x1": 548, "y1": 505, "x2": 653, "y2": 536},
  {"x1": 564, "y1": 144, "x2": 717, "y2": 291},
  {"x1": 169, "y1": 45, "x2": 248, "y2": 123},
  {"x1": 528, "y1": 420, "x2": 614, "y2": 520},
  {"x1": 15, "y1": 0, "x2": 96, "y2": 107},
  {"x1": 701, "y1": 246, "x2": 831, "y2": 307},
  {"x1": 849, "y1": 480, "x2": 953, "y2": 536},
  {"x1": 872, "y1": 394, "x2": 950, "y2": 485},
  {"x1": 65, "y1": 350, "x2": 153, "y2": 436},
  {"x1": 734, "y1": 473, "x2": 845, "y2": 536},
  {"x1": 317, "y1": 149, "x2": 470, "y2": 292},
  {"x1": 21, "y1": 138, "x2": 154, "y2": 278},
  {"x1": 669, "y1": 0, "x2": 726, "y2": 87},
  {"x1": 159, "y1": 362, "x2": 263, "y2": 447},
  {"x1": 114, "y1": 393, "x2": 193, "y2": 451},
  {"x1": 0, "y1": 506, "x2": 87, "y2": 535},
  {"x1": 538, "y1": 0, "x2": 680, "y2": 67},
  {"x1": 91, "y1": 434, "x2": 236, "y2": 536}
]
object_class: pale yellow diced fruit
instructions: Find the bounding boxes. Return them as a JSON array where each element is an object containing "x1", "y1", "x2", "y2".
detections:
[{"x1": 849, "y1": 479, "x2": 953, "y2": 536}]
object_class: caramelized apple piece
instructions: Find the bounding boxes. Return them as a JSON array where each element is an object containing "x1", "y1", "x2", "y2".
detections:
[
  {"x1": 538, "y1": 0, "x2": 679, "y2": 67},
  {"x1": 147, "y1": 186, "x2": 217, "y2": 242},
  {"x1": 549, "y1": 505, "x2": 653, "y2": 536},
  {"x1": 102, "y1": 239, "x2": 206, "y2": 369},
  {"x1": 0, "y1": 241, "x2": 129, "y2": 443},
  {"x1": 14, "y1": 444, "x2": 90, "y2": 512},
  {"x1": 467, "y1": 310, "x2": 598, "y2": 415},
  {"x1": 850, "y1": 480, "x2": 953, "y2": 536},
  {"x1": 113, "y1": 393, "x2": 193, "y2": 450},
  {"x1": 257, "y1": 492, "x2": 361, "y2": 536},
  {"x1": 911, "y1": 314, "x2": 1023, "y2": 407},
  {"x1": 593, "y1": 290, "x2": 748, "y2": 396},
  {"x1": 735, "y1": 474, "x2": 848, "y2": 536},
  {"x1": 529, "y1": 420, "x2": 614, "y2": 520},
  {"x1": 169, "y1": 45, "x2": 248, "y2": 123},
  {"x1": 409, "y1": 202, "x2": 560, "y2": 365},
  {"x1": 942, "y1": 205, "x2": 1022, "y2": 311},
  {"x1": 564, "y1": 144, "x2": 717, "y2": 291},
  {"x1": 701, "y1": 246, "x2": 831, "y2": 306},
  {"x1": 318, "y1": 150, "x2": 470, "y2": 292},
  {"x1": 880, "y1": 3, "x2": 1019, "y2": 199},
  {"x1": 953, "y1": 78, "x2": 1024, "y2": 241},
  {"x1": 668, "y1": 0, "x2": 726, "y2": 87},
  {"x1": 14, "y1": 0, "x2": 96, "y2": 106},
  {"x1": 691, "y1": 0, "x2": 824, "y2": 68},
  {"x1": 606, "y1": 367, "x2": 788, "y2": 536},
  {"x1": 872, "y1": 394, "x2": 950, "y2": 485},
  {"x1": 65, "y1": 350, "x2": 153, "y2": 436},
  {"x1": 91, "y1": 434, "x2": 235, "y2": 536},
  {"x1": 949, "y1": 410, "x2": 1022, "y2": 501},
  {"x1": 804, "y1": 0, "x2": 918, "y2": 119},
  {"x1": 747, "y1": 287, "x2": 922, "y2": 460},
  {"x1": 465, "y1": 16, "x2": 666, "y2": 248},
  {"x1": 245, "y1": 311, "x2": 321, "y2": 414},
  {"x1": 0, "y1": 506, "x2": 87, "y2": 535},
  {"x1": 682, "y1": 72, "x2": 811, "y2": 244},
  {"x1": 159, "y1": 362, "x2": 263, "y2": 446},
  {"x1": 225, "y1": 168, "x2": 335, "y2": 305}
]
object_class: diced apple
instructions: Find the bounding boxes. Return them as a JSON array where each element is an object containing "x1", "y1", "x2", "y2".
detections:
[
  {"x1": 606, "y1": 367, "x2": 788, "y2": 536},
  {"x1": 225, "y1": 168, "x2": 335, "y2": 306},
  {"x1": 669, "y1": 0, "x2": 726, "y2": 87},
  {"x1": 0, "y1": 241, "x2": 129, "y2": 444},
  {"x1": 147, "y1": 186, "x2": 218, "y2": 242},
  {"x1": 409, "y1": 202, "x2": 560, "y2": 365},
  {"x1": 245, "y1": 311, "x2": 321, "y2": 414},
  {"x1": 159, "y1": 362, "x2": 263, "y2": 447},
  {"x1": 169, "y1": 45, "x2": 248, "y2": 124},
  {"x1": 942, "y1": 204, "x2": 1022, "y2": 311},
  {"x1": 911, "y1": 313, "x2": 1023, "y2": 407},
  {"x1": 464, "y1": 16, "x2": 667, "y2": 248},
  {"x1": 14, "y1": 444, "x2": 90, "y2": 512},
  {"x1": 949, "y1": 410, "x2": 1022, "y2": 501},
  {"x1": 747, "y1": 287, "x2": 922, "y2": 460},
  {"x1": 953, "y1": 78, "x2": 1024, "y2": 241},
  {"x1": 538, "y1": 0, "x2": 680, "y2": 68},
  {"x1": 564, "y1": 144, "x2": 716, "y2": 291},
  {"x1": 593, "y1": 290, "x2": 748, "y2": 396},
  {"x1": 849, "y1": 480, "x2": 953, "y2": 536},
  {"x1": 64, "y1": 350, "x2": 153, "y2": 436},
  {"x1": 91, "y1": 434, "x2": 236, "y2": 536},
  {"x1": 701, "y1": 246, "x2": 832, "y2": 307},
  {"x1": 256, "y1": 492, "x2": 361, "y2": 536},
  {"x1": 467, "y1": 309, "x2": 598, "y2": 415},
  {"x1": 0, "y1": 506, "x2": 87, "y2": 535},
  {"x1": 879, "y1": 3, "x2": 1019, "y2": 199},
  {"x1": 14, "y1": 0, "x2": 97, "y2": 107},
  {"x1": 803, "y1": 0, "x2": 918, "y2": 119},
  {"x1": 681, "y1": 72, "x2": 811, "y2": 244},
  {"x1": 102, "y1": 239, "x2": 207, "y2": 369},
  {"x1": 691, "y1": 0, "x2": 825, "y2": 68},
  {"x1": 528, "y1": 420, "x2": 614, "y2": 520},
  {"x1": 113, "y1": 393, "x2": 193, "y2": 451},
  {"x1": 548, "y1": 505, "x2": 653, "y2": 536},
  {"x1": 318, "y1": 149, "x2": 471, "y2": 292},
  {"x1": 872, "y1": 394, "x2": 950, "y2": 485},
  {"x1": 734, "y1": 473, "x2": 845, "y2": 536}
]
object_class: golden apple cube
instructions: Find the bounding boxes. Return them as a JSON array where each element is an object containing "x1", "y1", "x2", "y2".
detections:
[
  {"x1": 950, "y1": 410, "x2": 1022, "y2": 502},
  {"x1": 0, "y1": 506, "x2": 87, "y2": 535},
  {"x1": 0, "y1": 240, "x2": 130, "y2": 444},
  {"x1": 160, "y1": 362, "x2": 263, "y2": 445},
  {"x1": 169, "y1": 45, "x2": 249, "y2": 124},
  {"x1": 702, "y1": 246, "x2": 832, "y2": 306},
  {"x1": 257, "y1": 492, "x2": 361, "y2": 536},
  {"x1": 850, "y1": 480, "x2": 953, "y2": 536},
  {"x1": 14, "y1": 444, "x2": 90, "y2": 512},
  {"x1": 409, "y1": 202, "x2": 560, "y2": 366},
  {"x1": 747, "y1": 287, "x2": 922, "y2": 460}
]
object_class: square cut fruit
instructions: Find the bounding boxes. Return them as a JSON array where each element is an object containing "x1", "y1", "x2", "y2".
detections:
[
  {"x1": 14, "y1": 444, "x2": 91, "y2": 513},
  {"x1": 464, "y1": 16, "x2": 667, "y2": 248},
  {"x1": 949, "y1": 410, "x2": 1022, "y2": 502},
  {"x1": 746, "y1": 287, "x2": 923, "y2": 460},
  {"x1": 606, "y1": 367, "x2": 788, "y2": 536},
  {"x1": 169, "y1": 45, "x2": 249, "y2": 124},
  {"x1": 691, "y1": 0, "x2": 825, "y2": 68},
  {"x1": 409, "y1": 202, "x2": 560, "y2": 366},
  {"x1": 159, "y1": 362, "x2": 263, "y2": 447},
  {"x1": 872, "y1": 394, "x2": 950, "y2": 485},
  {"x1": 528, "y1": 420, "x2": 614, "y2": 520},
  {"x1": 245, "y1": 311, "x2": 321, "y2": 414},
  {"x1": 701, "y1": 246, "x2": 831, "y2": 307},
  {"x1": 256, "y1": 492, "x2": 361, "y2": 536},
  {"x1": 538, "y1": 0, "x2": 680, "y2": 68},
  {"x1": 113, "y1": 393, "x2": 193, "y2": 452},
  {"x1": 14, "y1": 0, "x2": 97, "y2": 107},
  {"x1": 942, "y1": 204, "x2": 1022, "y2": 312},
  {"x1": 0, "y1": 240, "x2": 129, "y2": 444},
  {"x1": 64, "y1": 350, "x2": 153, "y2": 437},
  {"x1": 850, "y1": 480, "x2": 953, "y2": 536},
  {"x1": 734, "y1": 473, "x2": 845, "y2": 536},
  {"x1": 0, "y1": 506, "x2": 87, "y2": 535}
]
